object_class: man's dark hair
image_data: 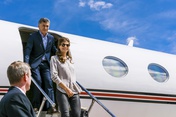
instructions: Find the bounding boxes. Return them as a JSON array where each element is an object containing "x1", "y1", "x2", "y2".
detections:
[{"x1": 38, "y1": 18, "x2": 50, "y2": 24}]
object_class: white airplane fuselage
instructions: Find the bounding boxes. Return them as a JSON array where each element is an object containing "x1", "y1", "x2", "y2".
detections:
[{"x1": 1, "y1": 20, "x2": 176, "y2": 117}]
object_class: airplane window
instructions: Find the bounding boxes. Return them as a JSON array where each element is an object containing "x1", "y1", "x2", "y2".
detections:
[
  {"x1": 148, "y1": 63, "x2": 169, "y2": 83},
  {"x1": 102, "y1": 56, "x2": 128, "y2": 78}
]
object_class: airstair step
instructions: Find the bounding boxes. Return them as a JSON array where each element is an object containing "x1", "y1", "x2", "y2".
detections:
[
  {"x1": 37, "y1": 111, "x2": 61, "y2": 117},
  {"x1": 37, "y1": 108, "x2": 88, "y2": 117}
]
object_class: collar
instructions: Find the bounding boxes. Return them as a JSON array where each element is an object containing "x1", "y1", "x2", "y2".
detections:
[
  {"x1": 39, "y1": 31, "x2": 48, "y2": 38},
  {"x1": 14, "y1": 86, "x2": 26, "y2": 95}
]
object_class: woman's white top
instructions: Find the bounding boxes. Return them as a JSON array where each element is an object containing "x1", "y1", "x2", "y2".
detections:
[{"x1": 50, "y1": 55, "x2": 82, "y2": 94}]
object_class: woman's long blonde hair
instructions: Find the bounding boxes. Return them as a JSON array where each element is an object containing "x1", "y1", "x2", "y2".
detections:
[{"x1": 56, "y1": 37, "x2": 73, "y2": 63}]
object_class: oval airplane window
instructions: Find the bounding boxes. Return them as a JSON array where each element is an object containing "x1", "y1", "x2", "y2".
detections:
[
  {"x1": 148, "y1": 63, "x2": 169, "y2": 83},
  {"x1": 102, "y1": 56, "x2": 128, "y2": 78}
]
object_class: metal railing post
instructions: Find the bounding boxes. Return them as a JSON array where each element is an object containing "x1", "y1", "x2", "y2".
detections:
[{"x1": 77, "y1": 81, "x2": 116, "y2": 117}]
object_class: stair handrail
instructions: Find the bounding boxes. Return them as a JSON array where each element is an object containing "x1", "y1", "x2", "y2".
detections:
[
  {"x1": 31, "y1": 77, "x2": 56, "y2": 107},
  {"x1": 76, "y1": 81, "x2": 116, "y2": 117}
]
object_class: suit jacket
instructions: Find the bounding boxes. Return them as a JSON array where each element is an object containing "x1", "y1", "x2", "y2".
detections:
[
  {"x1": 24, "y1": 31, "x2": 57, "y2": 68},
  {"x1": 0, "y1": 86, "x2": 36, "y2": 117}
]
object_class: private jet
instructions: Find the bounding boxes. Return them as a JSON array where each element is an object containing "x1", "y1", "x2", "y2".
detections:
[{"x1": 1, "y1": 20, "x2": 176, "y2": 117}]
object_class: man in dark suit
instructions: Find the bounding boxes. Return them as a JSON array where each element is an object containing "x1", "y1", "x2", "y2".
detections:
[
  {"x1": 0, "y1": 61, "x2": 36, "y2": 117},
  {"x1": 24, "y1": 18, "x2": 57, "y2": 113}
]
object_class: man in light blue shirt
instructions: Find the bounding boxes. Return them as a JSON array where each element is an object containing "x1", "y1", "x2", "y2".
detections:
[{"x1": 24, "y1": 18, "x2": 57, "y2": 114}]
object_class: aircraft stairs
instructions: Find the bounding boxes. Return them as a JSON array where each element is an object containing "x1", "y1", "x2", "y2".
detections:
[{"x1": 32, "y1": 78, "x2": 116, "y2": 117}]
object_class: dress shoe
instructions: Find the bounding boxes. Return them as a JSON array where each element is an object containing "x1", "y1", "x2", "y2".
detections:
[{"x1": 47, "y1": 107, "x2": 58, "y2": 114}]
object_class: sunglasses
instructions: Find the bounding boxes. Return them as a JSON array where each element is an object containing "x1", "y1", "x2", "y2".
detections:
[{"x1": 61, "y1": 43, "x2": 70, "y2": 47}]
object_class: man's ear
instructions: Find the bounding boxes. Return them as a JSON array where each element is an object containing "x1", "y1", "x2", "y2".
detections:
[{"x1": 23, "y1": 74, "x2": 28, "y2": 82}]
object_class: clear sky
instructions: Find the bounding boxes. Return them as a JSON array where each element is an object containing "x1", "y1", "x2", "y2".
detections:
[{"x1": 1, "y1": 0, "x2": 176, "y2": 54}]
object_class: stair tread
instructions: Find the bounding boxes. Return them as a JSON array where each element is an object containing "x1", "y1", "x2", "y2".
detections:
[{"x1": 36, "y1": 111, "x2": 61, "y2": 117}]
